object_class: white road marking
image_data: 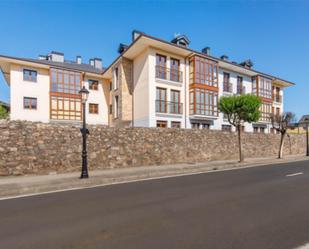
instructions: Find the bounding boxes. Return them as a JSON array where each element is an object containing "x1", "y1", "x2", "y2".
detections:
[
  {"x1": 286, "y1": 172, "x2": 304, "y2": 177},
  {"x1": 294, "y1": 242, "x2": 309, "y2": 249}
]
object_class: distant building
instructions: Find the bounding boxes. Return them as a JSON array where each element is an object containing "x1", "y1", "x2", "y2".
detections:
[{"x1": 288, "y1": 115, "x2": 309, "y2": 134}]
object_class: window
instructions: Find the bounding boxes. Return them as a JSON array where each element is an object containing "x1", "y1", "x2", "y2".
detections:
[
  {"x1": 189, "y1": 56, "x2": 218, "y2": 87},
  {"x1": 253, "y1": 76, "x2": 272, "y2": 99},
  {"x1": 170, "y1": 90, "x2": 181, "y2": 114},
  {"x1": 253, "y1": 127, "x2": 259, "y2": 133},
  {"x1": 156, "y1": 87, "x2": 167, "y2": 113},
  {"x1": 189, "y1": 88, "x2": 218, "y2": 116},
  {"x1": 89, "y1": 103, "x2": 99, "y2": 114},
  {"x1": 89, "y1": 79, "x2": 99, "y2": 90},
  {"x1": 109, "y1": 82, "x2": 112, "y2": 91},
  {"x1": 222, "y1": 125, "x2": 232, "y2": 132},
  {"x1": 171, "y1": 121, "x2": 181, "y2": 128},
  {"x1": 114, "y1": 96, "x2": 119, "y2": 118},
  {"x1": 202, "y1": 123, "x2": 210, "y2": 129},
  {"x1": 156, "y1": 54, "x2": 167, "y2": 80},
  {"x1": 51, "y1": 96, "x2": 81, "y2": 120},
  {"x1": 114, "y1": 67, "x2": 119, "y2": 90},
  {"x1": 237, "y1": 76, "x2": 243, "y2": 94},
  {"x1": 50, "y1": 68, "x2": 82, "y2": 121},
  {"x1": 23, "y1": 69, "x2": 37, "y2": 82},
  {"x1": 51, "y1": 68, "x2": 81, "y2": 95},
  {"x1": 156, "y1": 120, "x2": 167, "y2": 128},
  {"x1": 170, "y1": 58, "x2": 180, "y2": 82},
  {"x1": 191, "y1": 123, "x2": 200, "y2": 129},
  {"x1": 260, "y1": 102, "x2": 272, "y2": 122},
  {"x1": 23, "y1": 97, "x2": 37, "y2": 110},
  {"x1": 109, "y1": 104, "x2": 112, "y2": 115},
  {"x1": 223, "y1": 72, "x2": 230, "y2": 92},
  {"x1": 276, "y1": 107, "x2": 280, "y2": 116}
]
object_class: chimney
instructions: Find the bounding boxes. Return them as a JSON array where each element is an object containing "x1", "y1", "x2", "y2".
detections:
[
  {"x1": 38, "y1": 55, "x2": 47, "y2": 60},
  {"x1": 76, "y1": 56, "x2": 82, "y2": 64},
  {"x1": 89, "y1": 59, "x2": 94, "y2": 67},
  {"x1": 118, "y1": 43, "x2": 128, "y2": 54},
  {"x1": 239, "y1": 59, "x2": 253, "y2": 69},
  {"x1": 50, "y1": 51, "x2": 64, "y2": 62},
  {"x1": 94, "y1": 58, "x2": 102, "y2": 69},
  {"x1": 132, "y1": 30, "x2": 144, "y2": 41},
  {"x1": 201, "y1": 47, "x2": 210, "y2": 55},
  {"x1": 220, "y1": 55, "x2": 229, "y2": 61}
]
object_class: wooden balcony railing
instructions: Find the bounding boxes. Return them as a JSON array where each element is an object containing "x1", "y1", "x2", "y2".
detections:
[
  {"x1": 155, "y1": 65, "x2": 183, "y2": 83},
  {"x1": 155, "y1": 100, "x2": 183, "y2": 114}
]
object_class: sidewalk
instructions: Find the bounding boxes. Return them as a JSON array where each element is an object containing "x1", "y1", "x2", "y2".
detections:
[{"x1": 0, "y1": 154, "x2": 308, "y2": 199}]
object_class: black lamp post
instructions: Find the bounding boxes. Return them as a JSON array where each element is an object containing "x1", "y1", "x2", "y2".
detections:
[{"x1": 79, "y1": 86, "x2": 90, "y2": 179}]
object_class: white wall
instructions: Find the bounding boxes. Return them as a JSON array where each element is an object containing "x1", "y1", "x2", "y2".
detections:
[
  {"x1": 133, "y1": 48, "x2": 150, "y2": 127},
  {"x1": 148, "y1": 47, "x2": 186, "y2": 128},
  {"x1": 84, "y1": 76, "x2": 108, "y2": 125},
  {"x1": 217, "y1": 68, "x2": 254, "y2": 132},
  {"x1": 10, "y1": 64, "x2": 50, "y2": 122}
]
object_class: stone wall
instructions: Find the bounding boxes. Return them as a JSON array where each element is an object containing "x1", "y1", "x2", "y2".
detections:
[{"x1": 0, "y1": 120, "x2": 306, "y2": 176}]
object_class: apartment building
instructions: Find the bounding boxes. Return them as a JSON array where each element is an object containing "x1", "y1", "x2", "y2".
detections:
[{"x1": 0, "y1": 30, "x2": 294, "y2": 132}]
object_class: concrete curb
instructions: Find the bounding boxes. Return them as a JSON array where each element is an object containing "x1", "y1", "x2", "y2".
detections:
[{"x1": 0, "y1": 155, "x2": 308, "y2": 200}]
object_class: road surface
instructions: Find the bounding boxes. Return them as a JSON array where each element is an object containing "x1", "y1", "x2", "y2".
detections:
[{"x1": 1, "y1": 160, "x2": 309, "y2": 249}]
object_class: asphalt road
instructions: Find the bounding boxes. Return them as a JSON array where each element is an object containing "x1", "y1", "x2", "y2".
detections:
[{"x1": 1, "y1": 160, "x2": 309, "y2": 249}]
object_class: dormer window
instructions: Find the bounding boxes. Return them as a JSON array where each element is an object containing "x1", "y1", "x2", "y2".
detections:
[{"x1": 171, "y1": 34, "x2": 190, "y2": 47}]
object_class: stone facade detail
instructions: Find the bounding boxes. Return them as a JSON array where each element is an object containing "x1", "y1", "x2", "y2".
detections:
[
  {"x1": 110, "y1": 58, "x2": 133, "y2": 128},
  {"x1": 0, "y1": 120, "x2": 306, "y2": 176}
]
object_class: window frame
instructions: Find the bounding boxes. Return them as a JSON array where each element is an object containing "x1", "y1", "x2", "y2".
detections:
[
  {"x1": 23, "y1": 69, "x2": 37, "y2": 82},
  {"x1": 171, "y1": 121, "x2": 181, "y2": 128},
  {"x1": 23, "y1": 97, "x2": 37, "y2": 110},
  {"x1": 89, "y1": 103, "x2": 99, "y2": 114},
  {"x1": 88, "y1": 79, "x2": 99, "y2": 91},
  {"x1": 156, "y1": 120, "x2": 167, "y2": 128},
  {"x1": 50, "y1": 68, "x2": 82, "y2": 121}
]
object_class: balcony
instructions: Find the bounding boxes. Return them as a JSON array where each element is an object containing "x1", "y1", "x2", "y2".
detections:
[
  {"x1": 155, "y1": 100, "x2": 183, "y2": 114},
  {"x1": 273, "y1": 95, "x2": 282, "y2": 103},
  {"x1": 223, "y1": 82, "x2": 233, "y2": 93},
  {"x1": 155, "y1": 65, "x2": 183, "y2": 83}
]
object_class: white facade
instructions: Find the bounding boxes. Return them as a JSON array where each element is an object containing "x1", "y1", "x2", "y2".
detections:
[
  {"x1": 7, "y1": 62, "x2": 108, "y2": 125},
  {"x1": 130, "y1": 51, "x2": 285, "y2": 133},
  {"x1": 84, "y1": 75, "x2": 108, "y2": 125},
  {"x1": 1, "y1": 32, "x2": 291, "y2": 132},
  {"x1": 10, "y1": 64, "x2": 50, "y2": 122}
]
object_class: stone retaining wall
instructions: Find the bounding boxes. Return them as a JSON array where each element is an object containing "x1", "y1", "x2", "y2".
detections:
[{"x1": 0, "y1": 120, "x2": 306, "y2": 176}]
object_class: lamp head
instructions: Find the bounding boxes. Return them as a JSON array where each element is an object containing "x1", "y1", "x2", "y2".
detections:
[{"x1": 79, "y1": 86, "x2": 89, "y2": 103}]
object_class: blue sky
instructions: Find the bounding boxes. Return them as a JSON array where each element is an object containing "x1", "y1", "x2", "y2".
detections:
[{"x1": 0, "y1": 0, "x2": 308, "y2": 119}]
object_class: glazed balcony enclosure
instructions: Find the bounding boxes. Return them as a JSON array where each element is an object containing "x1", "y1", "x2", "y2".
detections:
[{"x1": 189, "y1": 55, "x2": 219, "y2": 117}]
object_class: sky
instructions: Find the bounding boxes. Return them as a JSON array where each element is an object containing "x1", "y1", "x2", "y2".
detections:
[{"x1": 0, "y1": 0, "x2": 308, "y2": 119}]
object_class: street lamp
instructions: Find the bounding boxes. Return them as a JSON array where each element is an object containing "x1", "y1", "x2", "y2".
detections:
[{"x1": 79, "y1": 86, "x2": 90, "y2": 178}]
